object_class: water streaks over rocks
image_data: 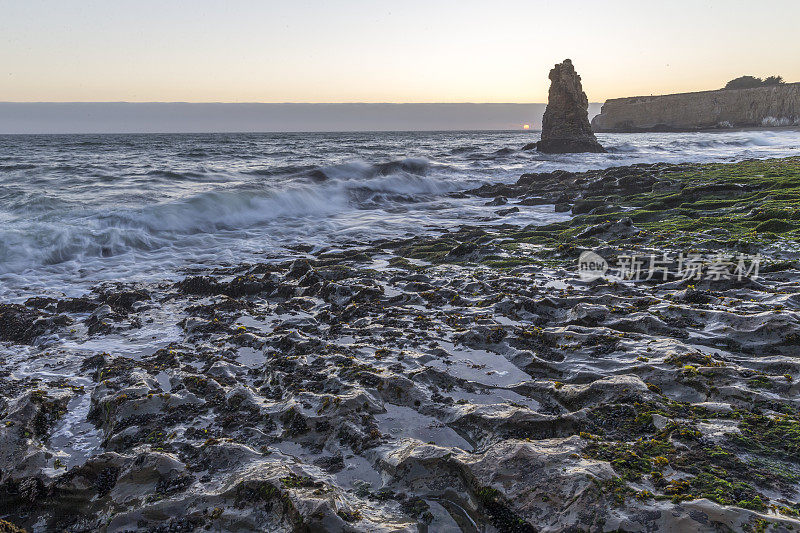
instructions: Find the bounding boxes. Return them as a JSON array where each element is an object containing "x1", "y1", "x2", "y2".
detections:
[{"x1": 1, "y1": 158, "x2": 800, "y2": 531}]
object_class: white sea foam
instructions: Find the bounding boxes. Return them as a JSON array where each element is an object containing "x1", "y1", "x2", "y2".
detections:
[
  {"x1": 0, "y1": 130, "x2": 799, "y2": 300},
  {"x1": 761, "y1": 116, "x2": 795, "y2": 127}
]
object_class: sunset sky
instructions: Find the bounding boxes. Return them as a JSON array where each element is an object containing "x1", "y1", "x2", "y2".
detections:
[{"x1": 2, "y1": 0, "x2": 798, "y2": 103}]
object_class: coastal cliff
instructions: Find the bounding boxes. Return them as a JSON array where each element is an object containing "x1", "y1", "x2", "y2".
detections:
[{"x1": 591, "y1": 82, "x2": 800, "y2": 132}]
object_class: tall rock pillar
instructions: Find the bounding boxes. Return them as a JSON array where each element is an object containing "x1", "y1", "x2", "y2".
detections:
[{"x1": 533, "y1": 59, "x2": 605, "y2": 153}]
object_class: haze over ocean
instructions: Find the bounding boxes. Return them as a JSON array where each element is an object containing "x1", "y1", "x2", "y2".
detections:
[{"x1": 0, "y1": 103, "x2": 605, "y2": 134}]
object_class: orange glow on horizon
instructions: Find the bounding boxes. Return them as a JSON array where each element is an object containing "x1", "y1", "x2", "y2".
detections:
[{"x1": 523, "y1": 124, "x2": 530, "y2": 130}]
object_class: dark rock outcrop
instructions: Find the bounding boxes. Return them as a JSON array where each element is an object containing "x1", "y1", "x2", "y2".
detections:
[
  {"x1": 531, "y1": 59, "x2": 605, "y2": 154},
  {"x1": 0, "y1": 304, "x2": 68, "y2": 344}
]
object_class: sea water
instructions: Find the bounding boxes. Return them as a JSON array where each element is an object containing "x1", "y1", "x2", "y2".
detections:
[{"x1": 1, "y1": 129, "x2": 799, "y2": 301}]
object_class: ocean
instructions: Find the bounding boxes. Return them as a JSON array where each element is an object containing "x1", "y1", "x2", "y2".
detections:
[{"x1": 1, "y1": 128, "x2": 799, "y2": 302}]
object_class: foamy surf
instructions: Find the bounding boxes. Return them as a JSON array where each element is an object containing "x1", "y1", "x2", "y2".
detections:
[{"x1": 1, "y1": 129, "x2": 799, "y2": 300}]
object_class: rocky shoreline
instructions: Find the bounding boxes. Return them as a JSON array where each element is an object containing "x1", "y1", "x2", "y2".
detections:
[{"x1": 2, "y1": 157, "x2": 800, "y2": 532}]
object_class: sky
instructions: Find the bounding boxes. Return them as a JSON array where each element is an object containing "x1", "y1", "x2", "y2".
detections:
[{"x1": 1, "y1": 0, "x2": 799, "y2": 104}]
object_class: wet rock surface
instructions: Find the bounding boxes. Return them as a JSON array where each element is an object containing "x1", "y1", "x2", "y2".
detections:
[
  {"x1": 2, "y1": 158, "x2": 800, "y2": 531},
  {"x1": 0, "y1": 304, "x2": 69, "y2": 345}
]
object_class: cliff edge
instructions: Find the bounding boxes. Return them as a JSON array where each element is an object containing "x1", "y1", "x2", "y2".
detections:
[{"x1": 591, "y1": 83, "x2": 800, "y2": 132}]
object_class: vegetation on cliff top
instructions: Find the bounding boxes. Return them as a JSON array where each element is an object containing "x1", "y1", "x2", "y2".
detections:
[{"x1": 724, "y1": 75, "x2": 785, "y2": 90}]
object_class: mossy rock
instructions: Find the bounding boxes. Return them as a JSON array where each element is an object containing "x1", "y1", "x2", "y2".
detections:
[
  {"x1": 572, "y1": 199, "x2": 607, "y2": 215},
  {"x1": 755, "y1": 218, "x2": 795, "y2": 233}
]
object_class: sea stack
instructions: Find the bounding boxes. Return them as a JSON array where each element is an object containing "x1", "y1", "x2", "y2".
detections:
[{"x1": 532, "y1": 59, "x2": 605, "y2": 153}]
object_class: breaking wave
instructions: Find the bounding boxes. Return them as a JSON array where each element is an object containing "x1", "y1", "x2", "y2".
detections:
[
  {"x1": 0, "y1": 158, "x2": 458, "y2": 276},
  {"x1": 604, "y1": 130, "x2": 800, "y2": 154},
  {"x1": 1, "y1": 129, "x2": 798, "y2": 298}
]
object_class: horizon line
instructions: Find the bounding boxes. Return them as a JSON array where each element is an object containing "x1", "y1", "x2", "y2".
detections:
[
  {"x1": 0, "y1": 101, "x2": 559, "y2": 105},
  {"x1": 0, "y1": 128, "x2": 544, "y2": 135}
]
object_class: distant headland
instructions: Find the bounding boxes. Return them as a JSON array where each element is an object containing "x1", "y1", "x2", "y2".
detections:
[{"x1": 592, "y1": 82, "x2": 800, "y2": 132}]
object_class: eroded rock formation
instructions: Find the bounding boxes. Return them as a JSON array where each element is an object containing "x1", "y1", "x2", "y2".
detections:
[
  {"x1": 591, "y1": 82, "x2": 800, "y2": 132},
  {"x1": 531, "y1": 59, "x2": 605, "y2": 153}
]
